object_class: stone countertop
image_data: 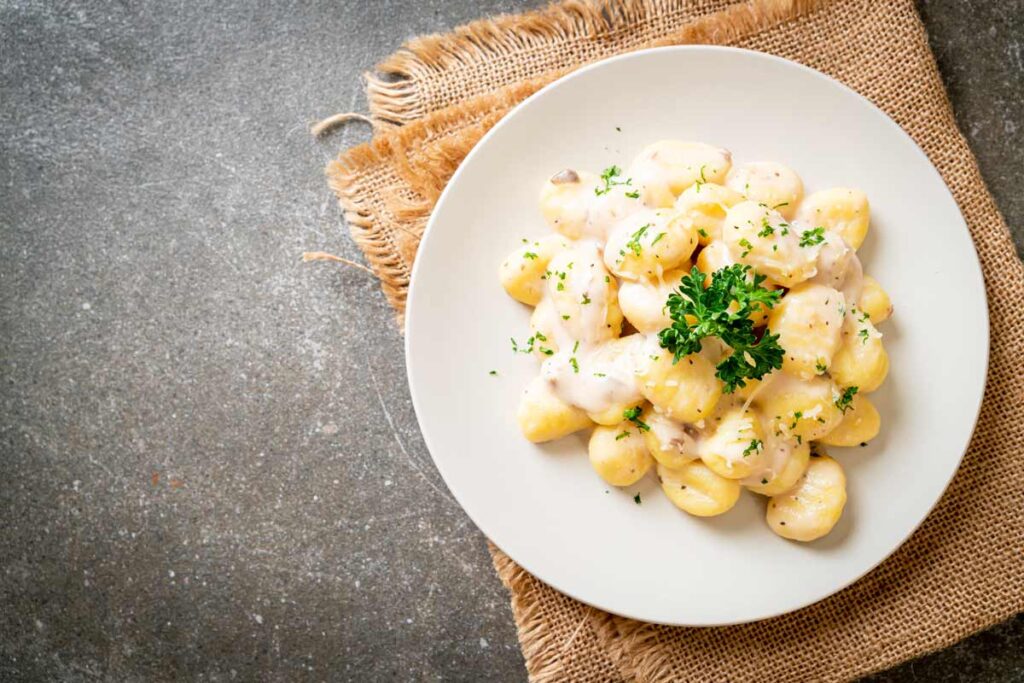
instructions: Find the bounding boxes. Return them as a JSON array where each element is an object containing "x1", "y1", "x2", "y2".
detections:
[{"x1": 1, "y1": 0, "x2": 1021, "y2": 680}]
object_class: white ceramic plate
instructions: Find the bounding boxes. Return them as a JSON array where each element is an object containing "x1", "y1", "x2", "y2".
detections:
[{"x1": 405, "y1": 47, "x2": 988, "y2": 625}]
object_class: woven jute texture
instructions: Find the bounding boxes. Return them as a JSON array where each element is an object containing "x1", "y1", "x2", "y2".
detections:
[{"x1": 326, "y1": 0, "x2": 1024, "y2": 680}]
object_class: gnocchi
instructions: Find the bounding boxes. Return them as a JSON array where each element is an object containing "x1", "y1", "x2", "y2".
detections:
[{"x1": 502, "y1": 141, "x2": 892, "y2": 541}]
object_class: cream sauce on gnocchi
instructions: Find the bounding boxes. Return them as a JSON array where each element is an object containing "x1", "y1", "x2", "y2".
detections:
[{"x1": 503, "y1": 141, "x2": 890, "y2": 541}]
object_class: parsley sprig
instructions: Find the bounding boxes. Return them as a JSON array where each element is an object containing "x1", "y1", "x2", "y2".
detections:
[{"x1": 658, "y1": 265, "x2": 784, "y2": 393}]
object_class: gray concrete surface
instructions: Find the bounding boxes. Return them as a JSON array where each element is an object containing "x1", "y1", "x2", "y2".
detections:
[{"x1": 0, "y1": 0, "x2": 1020, "y2": 680}]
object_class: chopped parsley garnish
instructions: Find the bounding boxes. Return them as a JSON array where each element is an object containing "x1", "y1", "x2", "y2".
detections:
[
  {"x1": 780, "y1": 224, "x2": 790, "y2": 236},
  {"x1": 625, "y1": 224, "x2": 651, "y2": 256},
  {"x1": 651, "y1": 232, "x2": 666, "y2": 246},
  {"x1": 556, "y1": 281, "x2": 565, "y2": 291},
  {"x1": 615, "y1": 430, "x2": 630, "y2": 441},
  {"x1": 562, "y1": 314, "x2": 570, "y2": 320},
  {"x1": 835, "y1": 386, "x2": 858, "y2": 413},
  {"x1": 697, "y1": 228, "x2": 709, "y2": 239},
  {"x1": 799, "y1": 226, "x2": 826, "y2": 247},
  {"x1": 593, "y1": 372, "x2": 607, "y2": 378},
  {"x1": 658, "y1": 265, "x2": 784, "y2": 393},
  {"x1": 523, "y1": 251, "x2": 538, "y2": 260},
  {"x1": 510, "y1": 336, "x2": 532, "y2": 354},
  {"x1": 622, "y1": 406, "x2": 650, "y2": 432},
  {"x1": 738, "y1": 238, "x2": 754, "y2": 258},
  {"x1": 594, "y1": 165, "x2": 632, "y2": 196},
  {"x1": 489, "y1": 370, "x2": 498, "y2": 376},
  {"x1": 633, "y1": 493, "x2": 642, "y2": 505},
  {"x1": 694, "y1": 165, "x2": 708, "y2": 192},
  {"x1": 539, "y1": 347, "x2": 554, "y2": 356},
  {"x1": 569, "y1": 356, "x2": 579, "y2": 373},
  {"x1": 815, "y1": 359, "x2": 827, "y2": 374},
  {"x1": 772, "y1": 202, "x2": 789, "y2": 209},
  {"x1": 758, "y1": 217, "x2": 775, "y2": 238},
  {"x1": 743, "y1": 439, "x2": 763, "y2": 458},
  {"x1": 572, "y1": 341, "x2": 580, "y2": 353},
  {"x1": 581, "y1": 293, "x2": 591, "y2": 305},
  {"x1": 858, "y1": 328, "x2": 870, "y2": 344},
  {"x1": 625, "y1": 190, "x2": 640, "y2": 199}
]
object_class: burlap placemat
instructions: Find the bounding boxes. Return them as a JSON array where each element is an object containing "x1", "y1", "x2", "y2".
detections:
[{"x1": 324, "y1": 0, "x2": 1024, "y2": 680}]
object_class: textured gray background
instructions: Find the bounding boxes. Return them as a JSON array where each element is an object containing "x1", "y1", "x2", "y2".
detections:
[{"x1": 1, "y1": 0, "x2": 1021, "y2": 680}]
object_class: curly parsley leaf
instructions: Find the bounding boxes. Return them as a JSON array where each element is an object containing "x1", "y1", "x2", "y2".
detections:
[{"x1": 657, "y1": 265, "x2": 784, "y2": 393}]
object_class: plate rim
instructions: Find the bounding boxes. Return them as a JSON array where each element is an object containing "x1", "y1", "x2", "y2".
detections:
[{"x1": 404, "y1": 45, "x2": 990, "y2": 626}]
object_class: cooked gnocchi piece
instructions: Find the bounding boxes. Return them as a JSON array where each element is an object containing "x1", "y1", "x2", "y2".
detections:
[
  {"x1": 618, "y1": 266, "x2": 691, "y2": 333},
  {"x1": 699, "y1": 405, "x2": 766, "y2": 480},
  {"x1": 546, "y1": 244, "x2": 624, "y2": 345},
  {"x1": 642, "y1": 406, "x2": 700, "y2": 469},
  {"x1": 796, "y1": 187, "x2": 870, "y2": 250},
  {"x1": 589, "y1": 423, "x2": 655, "y2": 486},
  {"x1": 722, "y1": 201, "x2": 819, "y2": 288},
  {"x1": 767, "y1": 282, "x2": 845, "y2": 380},
  {"x1": 674, "y1": 182, "x2": 745, "y2": 245},
  {"x1": 516, "y1": 375, "x2": 593, "y2": 443},
  {"x1": 725, "y1": 161, "x2": 803, "y2": 218},
  {"x1": 743, "y1": 430, "x2": 811, "y2": 496},
  {"x1": 636, "y1": 343, "x2": 722, "y2": 423},
  {"x1": 658, "y1": 461, "x2": 740, "y2": 517},
  {"x1": 831, "y1": 311, "x2": 889, "y2": 393},
  {"x1": 858, "y1": 275, "x2": 893, "y2": 323},
  {"x1": 604, "y1": 209, "x2": 697, "y2": 281},
  {"x1": 500, "y1": 234, "x2": 572, "y2": 306},
  {"x1": 757, "y1": 373, "x2": 843, "y2": 443},
  {"x1": 818, "y1": 392, "x2": 880, "y2": 447},
  {"x1": 504, "y1": 145, "x2": 891, "y2": 541},
  {"x1": 767, "y1": 454, "x2": 847, "y2": 541},
  {"x1": 628, "y1": 141, "x2": 732, "y2": 208}
]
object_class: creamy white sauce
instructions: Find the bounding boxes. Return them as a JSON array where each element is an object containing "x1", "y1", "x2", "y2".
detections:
[
  {"x1": 741, "y1": 426, "x2": 797, "y2": 487},
  {"x1": 810, "y1": 230, "x2": 863, "y2": 305},
  {"x1": 649, "y1": 412, "x2": 701, "y2": 460},
  {"x1": 541, "y1": 338, "x2": 643, "y2": 414},
  {"x1": 583, "y1": 188, "x2": 643, "y2": 241}
]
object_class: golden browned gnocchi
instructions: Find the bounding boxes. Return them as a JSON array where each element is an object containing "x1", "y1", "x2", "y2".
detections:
[
  {"x1": 766, "y1": 454, "x2": 847, "y2": 541},
  {"x1": 589, "y1": 423, "x2": 654, "y2": 486},
  {"x1": 858, "y1": 275, "x2": 893, "y2": 323},
  {"x1": 658, "y1": 461, "x2": 740, "y2": 517},
  {"x1": 503, "y1": 143, "x2": 891, "y2": 541},
  {"x1": 818, "y1": 392, "x2": 880, "y2": 447},
  {"x1": 767, "y1": 282, "x2": 845, "y2": 380}
]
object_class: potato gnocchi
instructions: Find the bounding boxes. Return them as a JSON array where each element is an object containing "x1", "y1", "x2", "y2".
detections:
[{"x1": 501, "y1": 140, "x2": 892, "y2": 542}]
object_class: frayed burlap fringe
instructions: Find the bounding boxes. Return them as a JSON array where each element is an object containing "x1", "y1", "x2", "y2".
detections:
[
  {"x1": 367, "y1": 0, "x2": 820, "y2": 124},
  {"x1": 327, "y1": 0, "x2": 1024, "y2": 680}
]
